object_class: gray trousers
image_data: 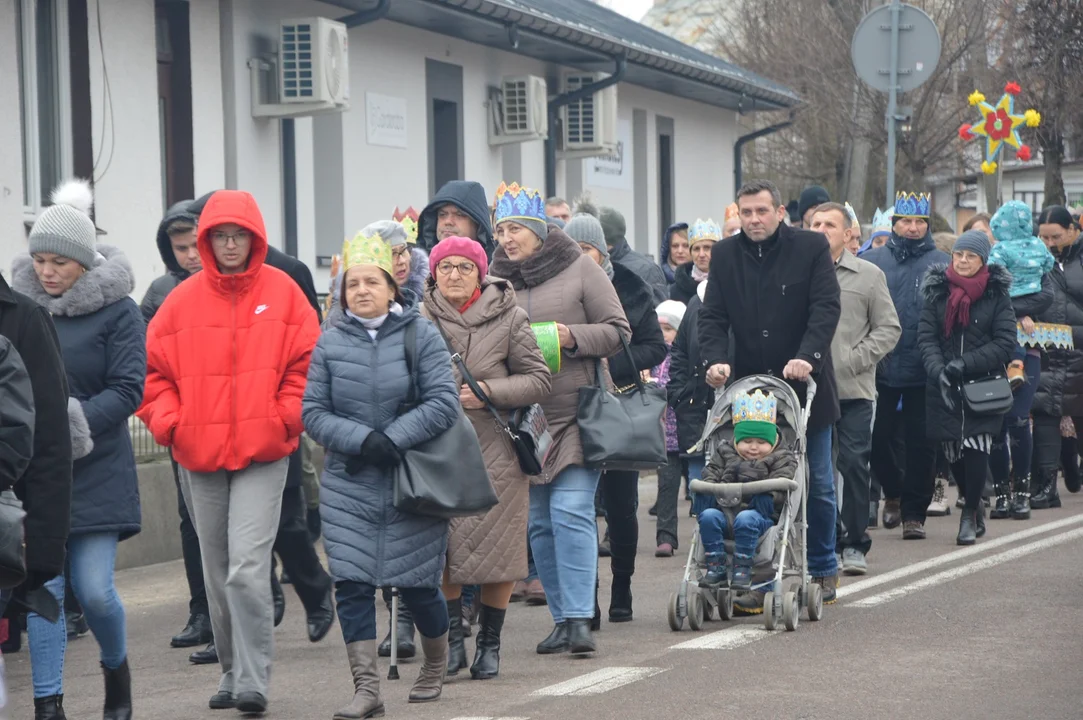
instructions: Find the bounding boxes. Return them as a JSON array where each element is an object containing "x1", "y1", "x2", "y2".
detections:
[{"x1": 179, "y1": 458, "x2": 288, "y2": 697}]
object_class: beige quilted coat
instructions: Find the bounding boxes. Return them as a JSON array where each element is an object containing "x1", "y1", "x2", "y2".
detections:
[{"x1": 422, "y1": 277, "x2": 552, "y2": 584}]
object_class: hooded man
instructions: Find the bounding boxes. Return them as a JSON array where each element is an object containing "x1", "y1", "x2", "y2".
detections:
[
  {"x1": 598, "y1": 205, "x2": 669, "y2": 304},
  {"x1": 861, "y1": 191, "x2": 949, "y2": 539},
  {"x1": 141, "y1": 201, "x2": 200, "y2": 324},
  {"x1": 659, "y1": 222, "x2": 690, "y2": 288},
  {"x1": 416, "y1": 180, "x2": 495, "y2": 259}
]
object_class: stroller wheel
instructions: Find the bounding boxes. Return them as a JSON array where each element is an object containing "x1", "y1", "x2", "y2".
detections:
[
  {"x1": 667, "y1": 592, "x2": 684, "y2": 631},
  {"x1": 687, "y1": 591, "x2": 705, "y2": 631},
  {"x1": 807, "y1": 582, "x2": 824, "y2": 622},
  {"x1": 717, "y1": 589, "x2": 734, "y2": 621},
  {"x1": 763, "y1": 591, "x2": 778, "y2": 631},
  {"x1": 783, "y1": 591, "x2": 800, "y2": 632}
]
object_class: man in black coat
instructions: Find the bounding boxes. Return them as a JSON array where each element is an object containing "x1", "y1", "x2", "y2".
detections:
[
  {"x1": 699, "y1": 179, "x2": 842, "y2": 605},
  {"x1": 598, "y1": 206, "x2": 670, "y2": 304}
]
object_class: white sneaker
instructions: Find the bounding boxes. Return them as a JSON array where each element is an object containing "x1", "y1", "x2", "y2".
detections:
[
  {"x1": 927, "y1": 477, "x2": 952, "y2": 517},
  {"x1": 841, "y1": 547, "x2": 868, "y2": 576}
]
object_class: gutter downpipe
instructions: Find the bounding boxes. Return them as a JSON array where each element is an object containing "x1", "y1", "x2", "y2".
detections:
[
  {"x1": 733, "y1": 117, "x2": 794, "y2": 192},
  {"x1": 545, "y1": 56, "x2": 627, "y2": 199}
]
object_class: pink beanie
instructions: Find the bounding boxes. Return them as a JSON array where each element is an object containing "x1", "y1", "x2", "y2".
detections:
[{"x1": 429, "y1": 236, "x2": 488, "y2": 279}]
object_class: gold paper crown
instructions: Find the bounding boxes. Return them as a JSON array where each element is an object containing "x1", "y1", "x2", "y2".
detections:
[
  {"x1": 732, "y1": 389, "x2": 777, "y2": 426},
  {"x1": 392, "y1": 206, "x2": 419, "y2": 245},
  {"x1": 342, "y1": 231, "x2": 393, "y2": 276}
]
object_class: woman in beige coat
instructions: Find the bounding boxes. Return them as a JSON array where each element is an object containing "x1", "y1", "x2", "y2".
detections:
[
  {"x1": 488, "y1": 182, "x2": 631, "y2": 656},
  {"x1": 420, "y1": 236, "x2": 551, "y2": 681}
]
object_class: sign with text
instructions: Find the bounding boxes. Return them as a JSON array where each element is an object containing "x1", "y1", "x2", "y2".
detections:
[
  {"x1": 585, "y1": 119, "x2": 632, "y2": 190},
  {"x1": 366, "y1": 92, "x2": 408, "y2": 148}
]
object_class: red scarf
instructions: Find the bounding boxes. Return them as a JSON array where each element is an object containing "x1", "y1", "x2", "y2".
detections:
[
  {"x1": 943, "y1": 264, "x2": 988, "y2": 337},
  {"x1": 458, "y1": 287, "x2": 482, "y2": 314}
]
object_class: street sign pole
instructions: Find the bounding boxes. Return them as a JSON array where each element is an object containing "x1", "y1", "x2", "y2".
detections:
[{"x1": 885, "y1": 0, "x2": 901, "y2": 209}]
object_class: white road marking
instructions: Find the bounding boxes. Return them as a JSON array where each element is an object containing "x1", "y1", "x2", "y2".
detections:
[
  {"x1": 850, "y1": 525, "x2": 1083, "y2": 607},
  {"x1": 531, "y1": 667, "x2": 667, "y2": 697},
  {"x1": 837, "y1": 512, "x2": 1083, "y2": 600},
  {"x1": 669, "y1": 625, "x2": 775, "y2": 650},
  {"x1": 449, "y1": 717, "x2": 531, "y2": 720}
]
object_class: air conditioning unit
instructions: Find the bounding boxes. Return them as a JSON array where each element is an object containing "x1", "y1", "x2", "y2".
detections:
[
  {"x1": 279, "y1": 18, "x2": 349, "y2": 106},
  {"x1": 560, "y1": 72, "x2": 618, "y2": 155},
  {"x1": 488, "y1": 75, "x2": 548, "y2": 146}
]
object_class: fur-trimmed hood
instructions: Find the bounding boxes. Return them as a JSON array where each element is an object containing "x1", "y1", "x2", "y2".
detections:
[
  {"x1": 12, "y1": 244, "x2": 136, "y2": 317},
  {"x1": 403, "y1": 246, "x2": 430, "y2": 299},
  {"x1": 921, "y1": 262, "x2": 1012, "y2": 304}
]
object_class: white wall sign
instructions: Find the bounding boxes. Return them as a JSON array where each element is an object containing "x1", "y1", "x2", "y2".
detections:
[
  {"x1": 366, "y1": 92, "x2": 408, "y2": 148},
  {"x1": 585, "y1": 119, "x2": 633, "y2": 190}
]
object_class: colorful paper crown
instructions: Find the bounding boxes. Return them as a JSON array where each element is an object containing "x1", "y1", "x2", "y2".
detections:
[
  {"x1": 494, "y1": 182, "x2": 546, "y2": 226},
  {"x1": 844, "y1": 202, "x2": 860, "y2": 230},
  {"x1": 871, "y1": 207, "x2": 892, "y2": 231},
  {"x1": 724, "y1": 203, "x2": 740, "y2": 222},
  {"x1": 733, "y1": 389, "x2": 777, "y2": 426},
  {"x1": 392, "y1": 206, "x2": 419, "y2": 245},
  {"x1": 689, "y1": 218, "x2": 722, "y2": 244},
  {"x1": 894, "y1": 192, "x2": 930, "y2": 219},
  {"x1": 342, "y1": 231, "x2": 393, "y2": 276}
]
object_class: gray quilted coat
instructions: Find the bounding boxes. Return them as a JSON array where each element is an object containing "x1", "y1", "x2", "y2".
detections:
[
  {"x1": 302, "y1": 298, "x2": 459, "y2": 588},
  {"x1": 421, "y1": 276, "x2": 552, "y2": 584}
]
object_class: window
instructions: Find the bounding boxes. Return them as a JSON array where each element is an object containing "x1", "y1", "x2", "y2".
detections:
[{"x1": 17, "y1": 0, "x2": 72, "y2": 219}]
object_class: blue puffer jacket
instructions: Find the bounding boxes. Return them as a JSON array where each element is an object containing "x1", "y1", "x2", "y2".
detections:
[
  {"x1": 861, "y1": 232, "x2": 949, "y2": 388},
  {"x1": 302, "y1": 296, "x2": 459, "y2": 588}
]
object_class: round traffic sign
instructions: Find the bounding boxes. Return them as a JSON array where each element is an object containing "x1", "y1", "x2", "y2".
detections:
[{"x1": 851, "y1": 3, "x2": 941, "y2": 93}]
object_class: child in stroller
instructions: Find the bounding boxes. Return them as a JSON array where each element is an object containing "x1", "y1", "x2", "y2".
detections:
[{"x1": 696, "y1": 389, "x2": 797, "y2": 591}]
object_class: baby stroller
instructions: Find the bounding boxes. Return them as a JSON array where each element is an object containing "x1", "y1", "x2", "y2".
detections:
[{"x1": 666, "y1": 375, "x2": 824, "y2": 632}]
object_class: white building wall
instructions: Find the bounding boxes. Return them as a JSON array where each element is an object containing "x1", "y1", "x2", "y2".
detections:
[
  {"x1": 0, "y1": 3, "x2": 25, "y2": 277},
  {"x1": 190, "y1": 0, "x2": 227, "y2": 195}
]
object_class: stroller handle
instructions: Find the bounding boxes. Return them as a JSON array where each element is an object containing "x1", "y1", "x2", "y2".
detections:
[{"x1": 690, "y1": 478, "x2": 799, "y2": 498}]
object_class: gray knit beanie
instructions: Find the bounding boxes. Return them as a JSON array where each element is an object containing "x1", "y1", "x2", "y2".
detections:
[
  {"x1": 360, "y1": 219, "x2": 409, "y2": 248},
  {"x1": 953, "y1": 229, "x2": 991, "y2": 264},
  {"x1": 28, "y1": 179, "x2": 99, "y2": 269},
  {"x1": 599, "y1": 206, "x2": 627, "y2": 249},
  {"x1": 567, "y1": 199, "x2": 614, "y2": 279}
]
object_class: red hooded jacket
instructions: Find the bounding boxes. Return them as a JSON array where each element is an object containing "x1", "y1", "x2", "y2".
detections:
[{"x1": 137, "y1": 191, "x2": 320, "y2": 473}]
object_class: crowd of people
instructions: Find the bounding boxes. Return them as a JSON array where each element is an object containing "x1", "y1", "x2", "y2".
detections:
[{"x1": 1, "y1": 171, "x2": 1081, "y2": 720}]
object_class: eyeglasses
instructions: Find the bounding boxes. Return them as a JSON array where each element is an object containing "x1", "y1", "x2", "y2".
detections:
[
  {"x1": 392, "y1": 247, "x2": 410, "y2": 259},
  {"x1": 436, "y1": 260, "x2": 476, "y2": 276},
  {"x1": 211, "y1": 230, "x2": 252, "y2": 247}
]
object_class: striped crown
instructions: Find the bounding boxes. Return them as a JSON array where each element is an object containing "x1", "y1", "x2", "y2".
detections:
[
  {"x1": 342, "y1": 231, "x2": 393, "y2": 276},
  {"x1": 494, "y1": 182, "x2": 546, "y2": 226},
  {"x1": 894, "y1": 192, "x2": 931, "y2": 219},
  {"x1": 689, "y1": 218, "x2": 722, "y2": 244},
  {"x1": 732, "y1": 389, "x2": 777, "y2": 426},
  {"x1": 844, "y1": 202, "x2": 860, "y2": 230},
  {"x1": 392, "y1": 206, "x2": 419, "y2": 245}
]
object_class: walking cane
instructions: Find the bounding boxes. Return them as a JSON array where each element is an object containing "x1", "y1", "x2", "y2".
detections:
[{"x1": 388, "y1": 587, "x2": 400, "y2": 680}]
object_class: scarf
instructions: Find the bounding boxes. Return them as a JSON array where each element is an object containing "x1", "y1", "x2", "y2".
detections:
[
  {"x1": 347, "y1": 302, "x2": 403, "y2": 339},
  {"x1": 458, "y1": 287, "x2": 482, "y2": 313},
  {"x1": 887, "y1": 233, "x2": 934, "y2": 263},
  {"x1": 943, "y1": 265, "x2": 988, "y2": 338},
  {"x1": 490, "y1": 228, "x2": 583, "y2": 290},
  {"x1": 691, "y1": 265, "x2": 709, "y2": 283}
]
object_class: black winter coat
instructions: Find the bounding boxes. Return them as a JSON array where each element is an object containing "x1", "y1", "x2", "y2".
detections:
[
  {"x1": 140, "y1": 200, "x2": 196, "y2": 324},
  {"x1": 1034, "y1": 239, "x2": 1083, "y2": 417},
  {"x1": 610, "y1": 238, "x2": 670, "y2": 305},
  {"x1": 918, "y1": 264, "x2": 1017, "y2": 441},
  {"x1": 699, "y1": 225, "x2": 842, "y2": 431},
  {"x1": 607, "y1": 263, "x2": 668, "y2": 388},
  {"x1": 0, "y1": 274, "x2": 71, "y2": 578},
  {"x1": 669, "y1": 262, "x2": 700, "y2": 304},
  {"x1": 669, "y1": 294, "x2": 713, "y2": 455},
  {"x1": 0, "y1": 336, "x2": 35, "y2": 495}
]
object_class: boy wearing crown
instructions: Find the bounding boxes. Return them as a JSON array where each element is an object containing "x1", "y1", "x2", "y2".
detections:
[{"x1": 696, "y1": 389, "x2": 798, "y2": 590}]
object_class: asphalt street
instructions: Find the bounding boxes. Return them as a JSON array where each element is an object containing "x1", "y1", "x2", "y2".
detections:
[{"x1": 6, "y1": 476, "x2": 1083, "y2": 720}]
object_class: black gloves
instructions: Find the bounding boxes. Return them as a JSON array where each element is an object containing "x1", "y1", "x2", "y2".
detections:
[
  {"x1": 939, "y1": 370, "x2": 957, "y2": 412},
  {"x1": 944, "y1": 358, "x2": 966, "y2": 381},
  {"x1": 344, "y1": 432, "x2": 402, "y2": 475}
]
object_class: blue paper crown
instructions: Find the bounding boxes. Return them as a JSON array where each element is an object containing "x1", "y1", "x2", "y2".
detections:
[
  {"x1": 689, "y1": 218, "x2": 722, "y2": 244},
  {"x1": 732, "y1": 389, "x2": 777, "y2": 426},
  {"x1": 894, "y1": 192, "x2": 931, "y2": 219},
  {"x1": 494, "y1": 182, "x2": 546, "y2": 226}
]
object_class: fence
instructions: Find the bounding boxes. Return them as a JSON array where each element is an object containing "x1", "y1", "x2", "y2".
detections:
[{"x1": 129, "y1": 416, "x2": 169, "y2": 463}]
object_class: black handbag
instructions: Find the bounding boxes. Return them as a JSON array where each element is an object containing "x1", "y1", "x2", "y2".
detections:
[
  {"x1": 391, "y1": 322, "x2": 499, "y2": 519},
  {"x1": 430, "y1": 316, "x2": 552, "y2": 476},
  {"x1": 577, "y1": 334, "x2": 668, "y2": 471},
  {"x1": 0, "y1": 490, "x2": 27, "y2": 590},
  {"x1": 961, "y1": 373, "x2": 1014, "y2": 417}
]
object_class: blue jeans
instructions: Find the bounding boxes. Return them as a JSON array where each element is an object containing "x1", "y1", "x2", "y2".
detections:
[
  {"x1": 69, "y1": 533, "x2": 127, "y2": 668},
  {"x1": 698, "y1": 495, "x2": 775, "y2": 559},
  {"x1": 336, "y1": 582, "x2": 448, "y2": 644},
  {"x1": 529, "y1": 465, "x2": 601, "y2": 621},
  {"x1": 806, "y1": 426, "x2": 838, "y2": 577},
  {"x1": 28, "y1": 575, "x2": 66, "y2": 698}
]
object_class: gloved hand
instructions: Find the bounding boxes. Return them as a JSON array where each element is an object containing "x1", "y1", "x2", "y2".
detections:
[
  {"x1": 939, "y1": 370, "x2": 957, "y2": 412},
  {"x1": 944, "y1": 358, "x2": 966, "y2": 381},
  {"x1": 360, "y1": 431, "x2": 402, "y2": 470}
]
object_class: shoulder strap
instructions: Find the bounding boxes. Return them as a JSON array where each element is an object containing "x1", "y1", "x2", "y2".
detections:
[
  {"x1": 403, "y1": 321, "x2": 419, "y2": 407},
  {"x1": 429, "y1": 314, "x2": 514, "y2": 431}
]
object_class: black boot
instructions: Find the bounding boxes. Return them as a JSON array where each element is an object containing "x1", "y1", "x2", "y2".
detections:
[
  {"x1": 590, "y1": 578, "x2": 601, "y2": 631},
  {"x1": 469, "y1": 605, "x2": 506, "y2": 680},
  {"x1": 1031, "y1": 468, "x2": 1062, "y2": 509},
  {"x1": 990, "y1": 476, "x2": 1011, "y2": 519},
  {"x1": 536, "y1": 622, "x2": 569, "y2": 654},
  {"x1": 377, "y1": 597, "x2": 415, "y2": 659},
  {"x1": 445, "y1": 597, "x2": 469, "y2": 676},
  {"x1": 976, "y1": 505, "x2": 986, "y2": 538},
  {"x1": 566, "y1": 618, "x2": 596, "y2": 655},
  {"x1": 271, "y1": 572, "x2": 285, "y2": 627},
  {"x1": 1062, "y1": 436, "x2": 1081, "y2": 493},
  {"x1": 102, "y1": 658, "x2": 132, "y2": 720},
  {"x1": 1011, "y1": 472, "x2": 1032, "y2": 519},
  {"x1": 34, "y1": 694, "x2": 66, "y2": 720},
  {"x1": 608, "y1": 574, "x2": 633, "y2": 623},
  {"x1": 956, "y1": 508, "x2": 978, "y2": 546}
]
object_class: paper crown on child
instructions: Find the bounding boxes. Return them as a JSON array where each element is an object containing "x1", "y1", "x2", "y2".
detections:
[
  {"x1": 689, "y1": 218, "x2": 723, "y2": 245},
  {"x1": 342, "y1": 231, "x2": 393, "y2": 276},
  {"x1": 392, "y1": 206, "x2": 419, "y2": 245},
  {"x1": 871, "y1": 207, "x2": 892, "y2": 232},
  {"x1": 732, "y1": 389, "x2": 779, "y2": 446},
  {"x1": 493, "y1": 182, "x2": 546, "y2": 226},
  {"x1": 893, "y1": 191, "x2": 931, "y2": 219}
]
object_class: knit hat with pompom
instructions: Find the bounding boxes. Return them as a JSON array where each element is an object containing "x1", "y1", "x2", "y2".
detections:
[{"x1": 29, "y1": 179, "x2": 100, "y2": 269}]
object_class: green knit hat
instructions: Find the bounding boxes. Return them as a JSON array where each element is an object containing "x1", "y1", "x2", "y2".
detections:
[{"x1": 732, "y1": 389, "x2": 778, "y2": 446}]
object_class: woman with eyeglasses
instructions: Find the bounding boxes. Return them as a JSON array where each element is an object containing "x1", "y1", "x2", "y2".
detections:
[{"x1": 420, "y1": 236, "x2": 551, "y2": 680}]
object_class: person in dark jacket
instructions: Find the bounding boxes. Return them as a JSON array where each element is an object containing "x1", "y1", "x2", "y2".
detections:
[
  {"x1": 139, "y1": 200, "x2": 199, "y2": 323},
  {"x1": 416, "y1": 180, "x2": 495, "y2": 258},
  {"x1": 699, "y1": 179, "x2": 842, "y2": 608},
  {"x1": 918, "y1": 231, "x2": 1016, "y2": 545},
  {"x1": 597, "y1": 204, "x2": 669, "y2": 304},
  {"x1": 565, "y1": 208, "x2": 667, "y2": 624},
  {"x1": 1032, "y1": 206, "x2": 1083, "y2": 509},
  {"x1": 670, "y1": 218, "x2": 720, "y2": 304},
  {"x1": 303, "y1": 232, "x2": 459, "y2": 716},
  {"x1": 0, "y1": 336, "x2": 34, "y2": 496},
  {"x1": 659, "y1": 222, "x2": 690, "y2": 288},
  {"x1": 13, "y1": 178, "x2": 145, "y2": 718},
  {"x1": 861, "y1": 191, "x2": 950, "y2": 537},
  {"x1": 798, "y1": 185, "x2": 831, "y2": 229}
]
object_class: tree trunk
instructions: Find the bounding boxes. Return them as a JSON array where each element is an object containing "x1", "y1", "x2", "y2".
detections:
[{"x1": 1043, "y1": 128, "x2": 1067, "y2": 208}]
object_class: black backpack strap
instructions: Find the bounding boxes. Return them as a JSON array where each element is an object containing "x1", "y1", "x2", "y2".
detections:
[{"x1": 402, "y1": 321, "x2": 419, "y2": 409}]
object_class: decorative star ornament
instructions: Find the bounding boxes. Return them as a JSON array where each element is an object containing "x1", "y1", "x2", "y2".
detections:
[{"x1": 959, "y1": 82, "x2": 1039, "y2": 174}]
